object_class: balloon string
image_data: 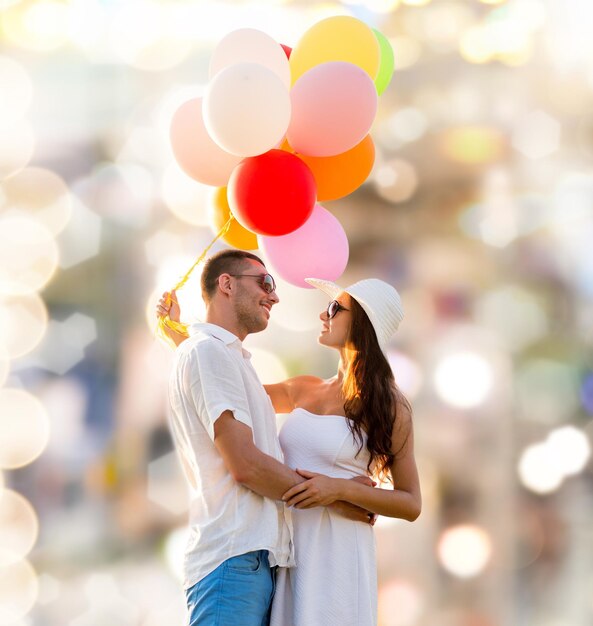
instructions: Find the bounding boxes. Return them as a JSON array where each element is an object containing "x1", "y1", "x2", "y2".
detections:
[{"x1": 156, "y1": 215, "x2": 235, "y2": 347}]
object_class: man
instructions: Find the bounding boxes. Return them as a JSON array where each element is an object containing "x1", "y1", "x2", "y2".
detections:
[{"x1": 158, "y1": 249, "x2": 371, "y2": 626}]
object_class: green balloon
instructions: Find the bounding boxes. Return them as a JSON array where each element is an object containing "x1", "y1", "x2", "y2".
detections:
[{"x1": 372, "y1": 29, "x2": 394, "y2": 96}]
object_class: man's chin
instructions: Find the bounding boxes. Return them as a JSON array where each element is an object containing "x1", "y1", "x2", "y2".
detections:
[{"x1": 248, "y1": 318, "x2": 269, "y2": 334}]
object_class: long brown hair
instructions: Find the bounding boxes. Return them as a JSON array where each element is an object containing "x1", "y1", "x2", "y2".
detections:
[{"x1": 342, "y1": 298, "x2": 411, "y2": 482}]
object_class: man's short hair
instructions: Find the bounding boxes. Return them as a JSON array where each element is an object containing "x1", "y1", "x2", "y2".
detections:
[{"x1": 201, "y1": 249, "x2": 265, "y2": 302}]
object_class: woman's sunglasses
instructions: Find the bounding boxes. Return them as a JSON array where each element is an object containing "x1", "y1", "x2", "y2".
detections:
[
  {"x1": 228, "y1": 273, "x2": 277, "y2": 294},
  {"x1": 327, "y1": 300, "x2": 349, "y2": 319}
]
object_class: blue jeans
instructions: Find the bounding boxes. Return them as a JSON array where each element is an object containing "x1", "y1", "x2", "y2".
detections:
[{"x1": 185, "y1": 550, "x2": 275, "y2": 626}]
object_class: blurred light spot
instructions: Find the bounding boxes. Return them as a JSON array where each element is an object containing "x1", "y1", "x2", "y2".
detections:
[
  {"x1": 547, "y1": 426, "x2": 591, "y2": 476},
  {"x1": 0, "y1": 293, "x2": 48, "y2": 360},
  {"x1": 109, "y1": 1, "x2": 192, "y2": 71},
  {"x1": 378, "y1": 579, "x2": 424, "y2": 626},
  {"x1": 406, "y1": 2, "x2": 474, "y2": 53},
  {"x1": 518, "y1": 442, "x2": 563, "y2": 494},
  {"x1": 438, "y1": 524, "x2": 492, "y2": 578},
  {"x1": 144, "y1": 230, "x2": 185, "y2": 268},
  {"x1": 440, "y1": 127, "x2": 505, "y2": 164},
  {"x1": 402, "y1": 0, "x2": 431, "y2": 5},
  {"x1": 147, "y1": 451, "x2": 188, "y2": 516},
  {"x1": 67, "y1": 0, "x2": 108, "y2": 54},
  {"x1": 460, "y1": 4, "x2": 538, "y2": 65},
  {"x1": 0, "y1": 118, "x2": 35, "y2": 180},
  {"x1": 390, "y1": 37, "x2": 422, "y2": 71},
  {"x1": 460, "y1": 192, "x2": 551, "y2": 248},
  {"x1": 0, "y1": 489, "x2": 39, "y2": 567},
  {"x1": 512, "y1": 110, "x2": 561, "y2": 159},
  {"x1": 549, "y1": 173, "x2": 593, "y2": 254},
  {"x1": 74, "y1": 163, "x2": 154, "y2": 227},
  {"x1": 581, "y1": 374, "x2": 593, "y2": 415},
  {"x1": 118, "y1": 126, "x2": 171, "y2": 172},
  {"x1": 387, "y1": 108, "x2": 428, "y2": 143},
  {"x1": 506, "y1": 0, "x2": 547, "y2": 32},
  {"x1": 0, "y1": 167, "x2": 73, "y2": 236},
  {"x1": 3, "y1": 0, "x2": 70, "y2": 52},
  {"x1": 434, "y1": 353, "x2": 493, "y2": 409},
  {"x1": 0, "y1": 215, "x2": 58, "y2": 296},
  {"x1": 161, "y1": 164, "x2": 211, "y2": 227},
  {"x1": 0, "y1": 559, "x2": 38, "y2": 623},
  {"x1": 37, "y1": 377, "x2": 87, "y2": 458},
  {"x1": 516, "y1": 359, "x2": 581, "y2": 424},
  {"x1": 249, "y1": 348, "x2": 288, "y2": 384},
  {"x1": 375, "y1": 159, "x2": 419, "y2": 204},
  {"x1": 142, "y1": 340, "x2": 176, "y2": 394},
  {"x1": 459, "y1": 25, "x2": 493, "y2": 64},
  {"x1": 0, "y1": 56, "x2": 33, "y2": 124},
  {"x1": 356, "y1": 0, "x2": 401, "y2": 14},
  {"x1": 25, "y1": 313, "x2": 97, "y2": 375},
  {"x1": 0, "y1": 389, "x2": 50, "y2": 469},
  {"x1": 387, "y1": 350, "x2": 423, "y2": 399},
  {"x1": 55, "y1": 197, "x2": 102, "y2": 269},
  {"x1": 73, "y1": 573, "x2": 139, "y2": 625},
  {"x1": 141, "y1": 597, "x2": 187, "y2": 626},
  {"x1": 0, "y1": 347, "x2": 8, "y2": 389},
  {"x1": 155, "y1": 1, "x2": 238, "y2": 46},
  {"x1": 164, "y1": 526, "x2": 189, "y2": 583},
  {"x1": 473, "y1": 286, "x2": 548, "y2": 351},
  {"x1": 36, "y1": 573, "x2": 61, "y2": 606}
]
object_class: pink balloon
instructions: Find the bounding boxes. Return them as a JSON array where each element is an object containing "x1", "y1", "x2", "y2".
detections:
[
  {"x1": 287, "y1": 61, "x2": 378, "y2": 157},
  {"x1": 260, "y1": 204, "x2": 349, "y2": 288},
  {"x1": 170, "y1": 97, "x2": 242, "y2": 186}
]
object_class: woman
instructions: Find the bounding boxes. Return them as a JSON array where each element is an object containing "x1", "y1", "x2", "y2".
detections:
[{"x1": 157, "y1": 275, "x2": 421, "y2": 626}]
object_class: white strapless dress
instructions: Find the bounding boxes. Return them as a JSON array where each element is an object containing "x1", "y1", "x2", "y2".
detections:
[{"x1": 270, "y1": 408, "x2": 377, "y2": 626}]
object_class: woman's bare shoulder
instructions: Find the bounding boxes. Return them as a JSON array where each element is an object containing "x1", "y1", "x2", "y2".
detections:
[{"x1": 286, "y1": 375, "x2": 325, "y2": 390}]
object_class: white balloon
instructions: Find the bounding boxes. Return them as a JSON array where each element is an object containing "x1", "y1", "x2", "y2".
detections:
[
  {"x1": 209, "y1": 28, "x2": 291, "y2": 89},
  {"x1": 203, "y1": 63, "x2": 291, "y2": 158}
]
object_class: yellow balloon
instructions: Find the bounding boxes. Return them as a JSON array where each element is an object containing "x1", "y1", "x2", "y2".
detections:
[
  {"x1": 290, "y1": 16, "x2": 381, "y2": 84},
  {"x1": 209, "y1": 187, "x2": 258, "y2": 250}
]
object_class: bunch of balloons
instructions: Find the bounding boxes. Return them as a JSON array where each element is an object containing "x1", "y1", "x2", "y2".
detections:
[{"x1": 170, "y1": 16, "x2": 394, "y2": 288}]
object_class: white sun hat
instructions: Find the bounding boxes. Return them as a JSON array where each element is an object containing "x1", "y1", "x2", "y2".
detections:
[{"x1": 305, "y1": 277, "x2": 404, "y2": 351}]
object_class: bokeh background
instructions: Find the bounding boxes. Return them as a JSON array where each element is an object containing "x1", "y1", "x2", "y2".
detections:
[{"x1": 1, "y1": 0, "x2": 593, "y2": 624}]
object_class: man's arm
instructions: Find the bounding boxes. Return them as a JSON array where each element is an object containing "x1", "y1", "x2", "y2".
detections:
[
  {"x1": 213, "y1": 412, "x2": 376, "y2": 524},
  {"x1": 213, "y1": 411, "x2": 304, "y2": 499}
]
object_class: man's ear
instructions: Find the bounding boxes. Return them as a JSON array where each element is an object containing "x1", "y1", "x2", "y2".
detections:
[{"x1": 218, "y1": 273, "x2": 233, "y2": 295}]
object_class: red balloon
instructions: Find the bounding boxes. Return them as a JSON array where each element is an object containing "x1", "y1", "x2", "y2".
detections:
[
  {"x1": 280, "y1": 44, "x2": 292, "y2": 59},
  {"x1": 228, "y1": 150, "x2": 316, "y2": 236}
]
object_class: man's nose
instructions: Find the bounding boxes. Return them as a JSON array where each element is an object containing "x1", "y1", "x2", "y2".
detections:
[{"x1": 270, "y1": 291, "x2": 280, "y2": 304}]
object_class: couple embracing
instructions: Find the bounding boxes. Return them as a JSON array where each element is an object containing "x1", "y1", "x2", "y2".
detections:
[{"x1": 157, "y1": 249, "x2": 421, "y2": 626}]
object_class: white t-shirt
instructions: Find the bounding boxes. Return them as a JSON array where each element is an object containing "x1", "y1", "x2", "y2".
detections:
[{"x1": 168, "y1": 322, "x2": 294, "y2": 589}]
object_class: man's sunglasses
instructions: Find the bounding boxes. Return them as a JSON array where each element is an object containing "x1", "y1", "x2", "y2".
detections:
[
  {"x1": 327, "y1": 300, "x2": 349, "y2": 319},
  {"x1": 228, "y1": 273, "x2": 277, "y2": 294}
]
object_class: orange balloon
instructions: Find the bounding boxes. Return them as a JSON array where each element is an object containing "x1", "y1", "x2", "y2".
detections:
[
  {"x1": 209, "y1": 187, "x2": 258, "y2": 250},
  {"x1": 279, "y1": 138, "x2": 294, "y2": 153},
  {"x1": 296, "y1": 135, "x2": 375, "y2": 202}
]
